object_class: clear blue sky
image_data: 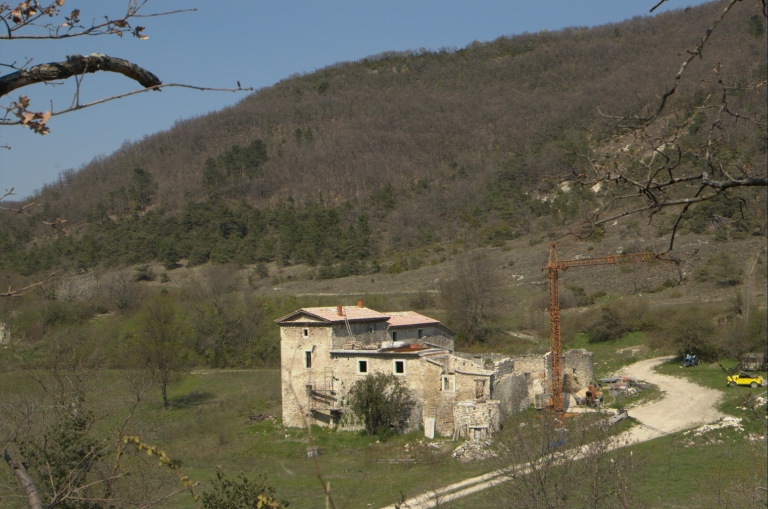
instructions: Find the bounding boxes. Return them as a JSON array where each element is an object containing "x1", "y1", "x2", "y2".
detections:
[{"x1": 2, "y1": 0, "x2": 710, "y2": 198}]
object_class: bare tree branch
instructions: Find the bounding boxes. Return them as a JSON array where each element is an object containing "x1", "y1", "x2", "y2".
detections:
[
  {"x1": 0, "y1": 1, "x2": 196, "y2": 41},
  {"x1": 0, "y1": 53, "x2": 161, "y2": 98}
]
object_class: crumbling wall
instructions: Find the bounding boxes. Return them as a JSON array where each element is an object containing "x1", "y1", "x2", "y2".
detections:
[
  {"x1": 493, "y1": 373, "x2": 529, "y2": 418},
  {"x1": 494, "y1": 358, "x2": 515, "y2": 378},
  {"x1": 453, "y1": 400, "x2": 501, "y2": 440},
  {"x1": 511, "y1": 354, "x2": 547, "y2": 378},
  {"x1": 563, "y1": 349, "x2": 593, "y2": 389}
]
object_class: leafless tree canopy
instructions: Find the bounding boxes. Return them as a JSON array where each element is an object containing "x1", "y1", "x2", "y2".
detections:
[{"x1": 440, "y1": 254, "x2": 501, "y2": 343}]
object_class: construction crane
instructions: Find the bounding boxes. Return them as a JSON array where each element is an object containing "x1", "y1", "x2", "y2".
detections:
[{"x1": 542, "y1": 242, "x2": 659, "y2": 417}]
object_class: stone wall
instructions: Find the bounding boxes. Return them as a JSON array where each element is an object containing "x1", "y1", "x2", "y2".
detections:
[
  {"x1": 453, "y1": 400, "x2": 501, "y2": 440},
  {"x1": 331, "y1": 323, "x2": 389, "y2": 349},
  {"x1": 563, "y1": 349, "x2": 594, "y2": 389},
  {"x1": 280, "y1": 324, "x2": 334, "y2": 428},
  {"x1": 328, "y1": 351, "x2": 454, "y2": 434},
  {"x1": 493, "y1": 373, "x2": 529, "y2": 418},
  {"x1": 511, "y1": 354, "x2": 548, "y2": 379},
  {"x1": 388, "y1": 325, "x2": 451, "y2": 342},
  {"x1": 418, "y1": 335, "x2": 454, "y2": 352},
  {"x1": 494, "y1": 358, "x2": 515, "y2": 378}
]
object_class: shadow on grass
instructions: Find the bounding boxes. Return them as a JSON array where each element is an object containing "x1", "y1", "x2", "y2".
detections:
[{"x1": 172, "y1": 389, "x2": 214, "y2": 408}]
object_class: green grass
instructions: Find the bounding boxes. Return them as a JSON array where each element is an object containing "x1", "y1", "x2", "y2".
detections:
[
  {"x1": 448, "y1": 432, "x2": 766, "y2": 509},
  {"x1": 0, "y1": 368, "x2": 495, "y2": 509},
  {"x1": 3, "y1": 335, "x2": 761, "y2": 508},
  {"x1": 653, "y1": 358, "x2": 742, "y2": 391},
  {"x1": 569, "y1": 331, "x2": 661, "y2": 379}
]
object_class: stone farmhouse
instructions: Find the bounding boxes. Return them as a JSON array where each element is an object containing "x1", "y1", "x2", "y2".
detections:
[{"x1": 276, "y1": 301, "x2": 593, "y2": 439}]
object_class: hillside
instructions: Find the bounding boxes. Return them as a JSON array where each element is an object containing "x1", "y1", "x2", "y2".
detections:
[{"x1": 0, "y1": 0, "x2": 764, "y2": 278}]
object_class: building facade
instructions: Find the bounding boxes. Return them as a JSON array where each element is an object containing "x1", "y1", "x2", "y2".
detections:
[{"x1": 276, "y1": 302, "x2": 594, "y2": 438}]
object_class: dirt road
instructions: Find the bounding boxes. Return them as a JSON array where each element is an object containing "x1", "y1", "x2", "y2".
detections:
[
  {"x1": 382, "y1": 356, "x2": 725, "y2": 509},
  {"x1": 616, "y1": 356, "x2": 724, "y2": 443}
]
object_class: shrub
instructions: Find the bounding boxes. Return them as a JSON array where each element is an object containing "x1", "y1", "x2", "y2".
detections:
[
  {"x1": 588, "y1": 300, "x2": 653, "y2": 342},
  {"x1": 662, "y1": 306, "x2": 718, "y2": 359},
  {"x1": 693, "y1": 253, "x2": 743, "y2": 286},
  {"x1": 133, "y1": 265, "x2": 155, "y2": 282},
  {"x1": 347, "y1": 373, "x2": 415, "y2": 438},
  {"x1": 590, "y1": 306, "x2": 628, "y2": 343},
  {"x1": 202, "y1": 469, "x2": 286, "y2": 509}
]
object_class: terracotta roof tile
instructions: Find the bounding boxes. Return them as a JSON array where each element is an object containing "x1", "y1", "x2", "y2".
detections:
[
  {"x1": 385, "y1": 311, "x2": 440, "y2": 328},
  {"x1": 275, "y1": 306, "x2": 390, "y2": 324}
]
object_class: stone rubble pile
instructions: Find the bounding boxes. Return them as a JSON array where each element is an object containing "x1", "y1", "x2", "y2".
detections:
[
  {"x1": 452, "y1": 440, "x2": 496, "y2": 462},
  {"x1": 683, "y1": 416, "x2": 743, "y2": 436}
]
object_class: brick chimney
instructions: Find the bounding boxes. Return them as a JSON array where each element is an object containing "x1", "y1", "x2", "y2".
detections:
[
  {"x1": 336, "y1": 305, "x2": 343, "y2": 316},
  {"x1": 357, "y1": 299, "x2": 364, "y2": 308}
]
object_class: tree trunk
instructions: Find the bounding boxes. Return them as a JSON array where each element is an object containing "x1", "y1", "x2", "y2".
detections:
[
  {"x1": 3, "y1": 450, "x2": 43, "y2": 509},
  {"x1": 162, "y1": 382, "x2": 169, "y2": 410}
]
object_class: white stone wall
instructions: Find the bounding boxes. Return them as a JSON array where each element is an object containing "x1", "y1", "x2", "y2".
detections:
[{"x1": 280, "y1": 325, "x2": 334, "y2": 428}]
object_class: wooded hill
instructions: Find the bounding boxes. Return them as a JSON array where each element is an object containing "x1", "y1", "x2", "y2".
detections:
[{"x1": 1, "y1": 1, "x2": 765, "y2": 276}]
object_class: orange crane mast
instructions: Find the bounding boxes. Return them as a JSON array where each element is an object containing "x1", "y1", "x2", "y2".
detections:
[{"x1": 542, "y1": 243, "x2": 658, "y2": 417}]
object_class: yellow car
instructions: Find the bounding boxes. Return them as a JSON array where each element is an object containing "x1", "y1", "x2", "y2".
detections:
[{"x1": 727, "y1": 372, "x2": 765, "y2": 388}]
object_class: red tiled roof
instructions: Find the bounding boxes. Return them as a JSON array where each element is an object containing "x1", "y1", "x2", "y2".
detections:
[
  {"x1": 275, "y1": 306, "x2": 390, "y2": 324},
  {"x1": 380, "y1": 343, "x2": 429, "y2": 353},
  {"x1": 385, "y1": 311, "x2": 440, "y2": 328}
]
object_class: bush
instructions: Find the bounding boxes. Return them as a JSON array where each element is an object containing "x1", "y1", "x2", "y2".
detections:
[
  {"x1": 693, "y1": 253, "x2": 743, "y2": 286},
  {"x1": 133, "y1": 265, "x2": 155, "y2": 282},
  {"x1": 347, "y1": 373, "x2": 415, "y2": 438},
  {"x1": 664, "y1": 307, "x2": 720, "y2": 360},
  {"x1": 588, "y1": 300, "x2": 653, "y2": 343},
  {"x1": 202, "y1": 469, "x2": 286, "y2": 509}
]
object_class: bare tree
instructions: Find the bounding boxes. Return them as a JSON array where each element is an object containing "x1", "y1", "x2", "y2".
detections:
[
  {"x1": 0, "y1": 331, "x2": 186, "y2": 509},
  {"x1": 440, "y1": 254, "x2": 501, "y2": 344},
  {"x1": 103, "y1": 270, "x2": 144, "y2": 314},
  {"x1": 492, "y1": 411, "x2": 646, "y2": 509},
  {"x1": 570, "y1": 0, "x2": 766, "y2": 252}
]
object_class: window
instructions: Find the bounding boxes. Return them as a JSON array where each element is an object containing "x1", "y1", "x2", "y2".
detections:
[
  {"x1": 393, "y1": 360, "x2": 405, "y2": 375},
  {"x1": 441, "y1": 375, "x2": 455, "y2": 392},
  {"x1": 392, "y1": 331, "x2": 398, "y2": 341},
  {"x1": 475, "y1": 379, "x2": 486, "y2": 399},
  {"x1": 302, "y1": 328, "x2": 309, "y2": 338},
  {"x1": 417, "y1": 329, "x2": 423, "y2": 339},
  {"x1": 305, "y1": 351, "x2": 312, "y2": 369},
  {"x1": 357, "y1": 360, "x2": 368, "y2": 374}
]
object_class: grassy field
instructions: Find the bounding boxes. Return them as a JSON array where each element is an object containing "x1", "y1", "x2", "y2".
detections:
[
  {"x1": 0, "y1": 368, "x2": 496, "y2": 509},
  {"x1": 2, "y1": 329, "x2": 763, "y2": 508},
  {"x1": 448, "y1": 427, "x2": 765, "y2": 509}
]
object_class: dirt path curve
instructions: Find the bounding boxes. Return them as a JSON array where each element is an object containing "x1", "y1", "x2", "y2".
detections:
[
  {"x1": 380, "y1": 356, "x2": 725, "y2": 509},
  {"x1": 615, "y1": 356, "x2": 724, "y2": 443}
]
